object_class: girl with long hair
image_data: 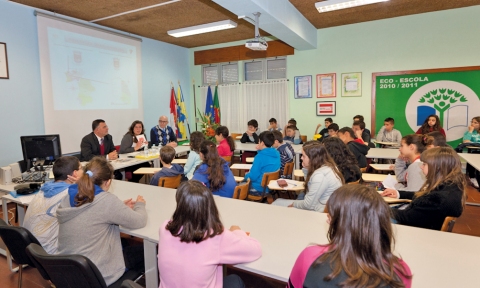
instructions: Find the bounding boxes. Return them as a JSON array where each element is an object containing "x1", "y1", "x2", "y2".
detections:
[
  {"x1": 273, "y1": 141, "x2": 343, "y2": 211},
  {"x1": 158, "y1": 180, "x2": 261, "y2": 288},
  {"x1": 192, "y1": 140, "x2": 237, "y2": 198},
  {"x1": 215, "y1": 126, "x2": 235, "y2": 157},
  {"x1": 57, "y1": 157, "x2": 147, "y2": 286},
  {"x1": 383, "y1": 147, "x2": 466, "y2": 230},
  {"x1": 416, "y1": 114, "x2": 445, "y2": 136},
  {"x1": 119, "y1": 120, "x2": 150, "y2": 182},
  {"x1": 184, "y1": 131, "x2": 205, "y2": 180},
  {"x1": 323, "y1": 137, "x2": 361, "y2": 183},
  {"x1": 462, "y1": 116, "x2": 480, "y2": 143},
  {"x1": 288, "y1": 185, "x2": 412, "y2": 287}
]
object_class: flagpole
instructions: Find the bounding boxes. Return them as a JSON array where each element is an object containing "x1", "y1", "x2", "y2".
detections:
[
  {"x1": 193, "y1": 78, "x2": 198, "y2": 131},
  {"x1": 178, "y1": 80, "x2": 191, "y2": 137}
]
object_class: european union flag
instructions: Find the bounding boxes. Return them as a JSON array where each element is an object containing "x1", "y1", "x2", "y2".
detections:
[{"x1": 205, "y1": 86, "x2": 214, "y2": 122}]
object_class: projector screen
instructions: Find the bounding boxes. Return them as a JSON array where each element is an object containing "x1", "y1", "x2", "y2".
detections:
[{"x1": 37, "y1": 13, "x2": 143, "y2": 154}]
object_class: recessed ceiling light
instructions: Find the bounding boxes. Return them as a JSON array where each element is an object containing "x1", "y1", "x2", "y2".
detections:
[
  {"x1": 167, "y1": 20, "x2": 237, "y2": 37},
  {"x1": 315, "y1": 0, "x2": 389, "y2": 13}
]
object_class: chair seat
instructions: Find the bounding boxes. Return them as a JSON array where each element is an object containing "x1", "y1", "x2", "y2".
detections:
[
  {"x1": 246, "y1": 194, "x2": 263, "y2": 201},
  {"x1": 108, "y1": 269, "x2": 143, "y2": 288}
]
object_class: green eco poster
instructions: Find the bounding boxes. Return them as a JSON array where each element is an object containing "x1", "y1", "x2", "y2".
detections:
[{"x1": 373, "y1": 67, "x2": 480, "y2": 147}]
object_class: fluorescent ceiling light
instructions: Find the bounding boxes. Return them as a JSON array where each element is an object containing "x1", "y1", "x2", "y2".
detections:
[
  {"x1": 168, "y1": 20, "x2": 237, "y2": 37},
  {"x1": 315, "y1": 0, "x2": 389, "y2": 13}
]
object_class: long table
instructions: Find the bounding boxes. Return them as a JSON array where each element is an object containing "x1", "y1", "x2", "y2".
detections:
[
  {"x1": 111, "y1": 180, "x2": 480, "y2": 288},
  {"x1": 366, "y1": 148, "x2": 399, "y2": 159}
]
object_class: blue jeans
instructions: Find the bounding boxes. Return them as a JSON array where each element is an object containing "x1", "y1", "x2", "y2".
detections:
[{"x1": 223, "y1": 274, "x2": 245, "y2": 288}]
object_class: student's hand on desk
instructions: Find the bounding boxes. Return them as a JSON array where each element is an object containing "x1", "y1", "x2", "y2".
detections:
[
  {"x1": 136, "y1": 195, "x2": 146, "y2": 204},
  {"x1": 389, "y1": 164, "x2": 395, "y2": 170},
  {"x1": 108, "y1": 150, "x2": 118, "y2": 160},
  {"x1": 229, "y1": 225, "x2": 241, "y2": 231},
  {"x1": 124, "y1": 198, "x2": 135, "y2": 209},
  {"x1": 381, "y1": 188, "x2": 398, "y2": 198},
  {"x1": 167, "y1": 142, "x2": 178, "y2": 148},
  {"x1": 288, "y1": 203, "x2": 294, "y2": 208}
]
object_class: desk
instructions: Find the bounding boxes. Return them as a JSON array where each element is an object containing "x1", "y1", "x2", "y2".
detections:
[
  {"x1": 111, "y1": 180, "x2": 480, "y2": 288},
  {"x1": 234, "y1": 176, "x2": 244, "y2": 183},
  {"x1": 230, "y1": 164, "x2": 253, "y2": 170},
  {"x1": 459, "y1": 153, "x2": 480, "y2": 171},
  {"x1": 366, "y1": 148, "x2": 399, "y2": 159},
  {"x1": 172, "y1": 159, "x2": 187, "y2": 165},
  {"x1": 293, "y1": 169, "x2": 304, "y2": 180},
  {"x1": 267, "y1": 179, "x2": 305, "y2": 192},
  {"x1": 361, "y1": 173, "x2": 388, "y2": 182},
  {"x1": 370, "y1": 164, "x2": 394, "y2": 171}
]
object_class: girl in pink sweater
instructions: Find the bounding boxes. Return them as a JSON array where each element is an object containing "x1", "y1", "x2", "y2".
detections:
[{"x1": 157, "y1": 180, "x2": 262, "y2": 288}]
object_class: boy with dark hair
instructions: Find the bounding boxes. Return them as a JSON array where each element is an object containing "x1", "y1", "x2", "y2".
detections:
[
  {"x1": 23, "y1": 156, "x2": 83, "y2": 254},
  {"x1": 352, "y1": 120, "x2": 371, "y2": 144},
  {"x1": 272, "y1": 130, "x2": 295, "y2": 178},
  {"x1": 338, "y1": 127, "x2": 370, "y2": 168},
  {"x1": 284, "y1": 118, "x2": 301, "y2": 139},
  {"x1": 284, "y1": 125, "x2": 303, "y2": 144},
  {"x1": 268, "y1": 118, "x2": 282, "y2": 132},
  {"x1": 376, "y1": 117, "x2": 402, "y2": 146},
  {"x1": 240, "y1": 119, "x2": 259, "y2": 143},
  {"x1": 315, "y1": 118, "x2": 333, "y2": 141},
  {"x1": 353, "y1": 115, "x2": 372, "y2": 143},
  {"x1": 244, "y1": 131, "x2": 280, "y2": 195},
  {"x1": 327, "y1": 123, "x2": 339, "y2": 137},
  {"x1": 150, "y1": 146, "x2": 184, "y2": 186}
]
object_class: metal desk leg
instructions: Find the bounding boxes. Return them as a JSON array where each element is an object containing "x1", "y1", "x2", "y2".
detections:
[{"x1": 144, "y1": 239, "x2": 158, "y2": 288}]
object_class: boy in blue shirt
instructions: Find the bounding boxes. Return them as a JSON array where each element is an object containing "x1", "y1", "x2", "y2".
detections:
[
  {"x1": 150, "y1": 146, "x2": 184, "y2": 186},
  {"x1": 244, "y1": 131, "x2": 280, "y2": 195}
]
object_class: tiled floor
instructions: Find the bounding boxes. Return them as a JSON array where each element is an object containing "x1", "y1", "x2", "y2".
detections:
[{"x1": 1, "y1": 184, "x2": 480, "y2": 288}]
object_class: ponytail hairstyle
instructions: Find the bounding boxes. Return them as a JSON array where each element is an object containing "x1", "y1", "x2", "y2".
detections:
[
  {"x1": 402, "y1": 134, "x2": 426, "y2": 154},
  {"x1": 423, "y1": 131, "x2": 447, "y2": 148},
  {"x1": 419, "y1": 114, "x2": 442, "y2": 134},
  {"x1": 199, "y1": 140, "x2": 226, "y2": 191},
  {"x1": 75, "y1": 157, "x2": 113, "y2": 207},
  {"x1": 302, "y1": 141, "x2": 344, "y2": 193},
  {"x1": 215, "y1": 126, "x2": 235, "y2": 152},
  {"x1": 189, "y1": 131, "x2": 205, "y2": 153}
]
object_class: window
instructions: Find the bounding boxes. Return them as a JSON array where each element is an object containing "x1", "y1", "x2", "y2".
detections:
[
  {"x1": 202, "y1": 65, "x2": 218, "y2": 85},
  {"x1": 244, "y1": 57, "x2": 287, "y2": 82},
  {"x1": 267, "y1": 58, "x2": 286, "y2": 80},
  {"x1": 244, "y1": 60, "x2": 263, "y2": 81},
  {"x1": 221, "y1": 63, "x2": 238, "y2": 83}
]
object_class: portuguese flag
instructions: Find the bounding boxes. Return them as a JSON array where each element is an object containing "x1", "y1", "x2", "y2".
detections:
[{"x1": 213, "y1": 85, "x2": 221, "y2": 124}]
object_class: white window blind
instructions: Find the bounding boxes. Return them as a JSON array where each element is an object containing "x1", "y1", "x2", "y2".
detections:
[
  {"x1": 203, "y1": 65, "x2": 218, "y2": 85},
  {"x1": 267, "y1": 58, "x2": 286, "y2": 79},
  {"x1": 245, "y1": 61, "x2": 263, "y2": 81},
  {"x1": 221, "y1": 63, "x2": 238, "y2": 83}
]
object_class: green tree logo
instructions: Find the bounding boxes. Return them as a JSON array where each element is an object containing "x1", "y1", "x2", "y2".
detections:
[{"x1": 418, "y1": 89, "x2": 467, "y2": 123}]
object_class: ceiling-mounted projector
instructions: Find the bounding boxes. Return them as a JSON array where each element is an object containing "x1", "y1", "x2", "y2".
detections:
[{"x1": 245, "y1": 12, "x2": 268, "y2": 51}]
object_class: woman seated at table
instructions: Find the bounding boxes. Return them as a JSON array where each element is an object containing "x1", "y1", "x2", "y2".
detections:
[
  {"x1": 119, "y1": 120, "x2": 150, "y2": 182},
  {"x1": 56, "y1": 157, "x2": 148, "y2": 286},
  {"x1": 192, "y1": 140, "x2": 237, "y2": 198},
  {"x1": 158, "y1": 181, "x2": 261, "y2": 288},
  {"x1": 272, "y1": 141, "x2": 343, "y2": 212},
  {"x1": 382, "y1": 147, "x2": 466, "y2": 230},
  {"x1": 323, "y1": 137, "x2": 361, "y2": 183},
  {"x1": 288, "y1": 185, "x2": 412, "y2": 287}
]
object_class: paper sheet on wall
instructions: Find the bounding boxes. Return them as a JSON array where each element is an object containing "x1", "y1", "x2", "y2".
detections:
[
  {"x1": 298, "y1": 78, "x2": 310, "y2": 97},
  {"x1": 321, "y1": 77, "x2": 333, "y2": 95},
  {"x1": 345, "y1": 78, "x2": 358, "y2": 92}
]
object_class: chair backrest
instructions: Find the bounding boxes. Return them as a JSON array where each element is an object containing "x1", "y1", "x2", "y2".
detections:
[
  {"x1": 231, "y1": 133, "x2": 242, "y2": 140},
  {"x1": 158, "y1": 174, "x2": 182, "y2": 188},
  {"x1": 300, "y1": 135, "x2": 307, "y2": 143},
  {"x1": 26, "y1": 243, "x2": 107, "y2": 288},
  {"x1": 360, "y1": 167, "x2": 367, "y2": 173},
  {"x1": 441, "y1": 216, "x2": 457, "y2": 232},
  {"x1": 261, "y1": 170, "x2": 280, "y2": 188},
  {"x1": 233, "y1": 179, "x2": 250, "y2": 200},
  {"x1": 222, "y1": 156, "x2": 232, "y2": 166},
  {"x1": 283, "y1": 162, "x2": 294, "y2": 178},
  {"x1": 347, "y1": 179, "x2": 361, "y2": 185}
]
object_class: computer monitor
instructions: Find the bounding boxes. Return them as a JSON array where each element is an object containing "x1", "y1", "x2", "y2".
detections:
[{"x1": 20, "y1": 134, "x2": 62, "y2": 170}]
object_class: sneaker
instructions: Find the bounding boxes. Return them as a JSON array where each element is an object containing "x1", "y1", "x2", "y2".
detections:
[{"x1": 470, "y1": 178, "x2": 479, "y2": 189}]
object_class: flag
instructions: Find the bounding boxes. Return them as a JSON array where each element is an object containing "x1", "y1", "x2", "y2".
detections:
[
  {"x1": 169, "y1": 87, "x2": 178, "y2": 137},
  {"x1": 176, "y1": 84, "x2": 189, "y2": 139},
  {"x1": 205, "y1": 85, "x2": 214, "y2": 122},
  {"x1": 213, "y1": 85, "x2": 220, "y2": 124}
]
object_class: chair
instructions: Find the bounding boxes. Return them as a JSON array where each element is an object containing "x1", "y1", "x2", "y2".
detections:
[
  {"x1": 247, "y1": 170, "x2": 280, "y2": 203},
  {"x1": 347, "y1": 179, "x2": 361, "y2": 185},
  {"x1": 0, "y1": 218, "x2": 50, "y2": 288},
  {"x1": 283, "y1": 162, "x2": 294, "y2": 178},
  {"x1": 233, "y1": 179, "x2": 250, "y2": 200},
  {"x1": 441, "y1": 216, "x2": 457, "y2": 232},
  {"x1": 120, "y1": 280, "x2": 144, "y2": 288},
  {"x1": 222, "y1": 155, "x2": 232, "y2": 166},
  {"x1": 300, "y1": 135, "x2": 307, "y2": 143},
  {"x1": 26, "y1": 243, "x2": 142, "y2": 288},
  {"x1": 158, "y1": 174, "x2": 182, "y2": 188}
]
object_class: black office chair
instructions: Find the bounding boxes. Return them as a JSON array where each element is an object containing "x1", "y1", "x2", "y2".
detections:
[
  {"x1": 26, "y1": 243, "x2": 142, "y2": 288},
  {"x1": 120, "y1": 280, "x2": 144, "y2": 288},
  {"x1": 0, "y1": 218, "x2": 50, "y2": 288}
]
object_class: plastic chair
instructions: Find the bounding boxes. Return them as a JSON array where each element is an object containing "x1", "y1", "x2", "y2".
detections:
[
  {"x1": 158, "y1": 174, "x2": 182, "y2": 188},
  {"x1": 222, "y1": 156, "x2": 232, "y2": 166},
  {"x1": 26, "y1": 243, "x2": 142, "y2": 288},
  {"x1": 441, "y1": 216, "x2": 457, "y2": 232},
  {"x1": 283, "y1": 162, "x2": 294, "y2": 178},
  {"x1": 300, "y1": 135, "x2": 307, "y2": 143},
  {"x1": 247, "y1": 170, "x2": 280, "y2": 203},
  {"x1": 233, "y1": 179, "x2": 250, "y2": 200},
  {"x1": 0, "y1": 218, "x2": 50, "y2": 288}
]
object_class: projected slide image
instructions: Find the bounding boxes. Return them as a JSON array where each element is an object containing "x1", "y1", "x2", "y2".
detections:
[{"x1": 48, "y1": 28, "x2": 138, "y2": 110}]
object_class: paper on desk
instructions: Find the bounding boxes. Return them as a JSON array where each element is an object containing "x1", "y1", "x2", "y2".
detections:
[{"x1": 382, "y1": 174, "x2": 398, "y2": 189}]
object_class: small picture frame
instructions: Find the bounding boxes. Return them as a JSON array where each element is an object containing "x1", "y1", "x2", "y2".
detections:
[
  {"x1": 0, "y1": 42, "x2": 9, "y2": 79},
  {"x1": 341, "y1": 72, "x2": 362, "y2": 97},
  {"x1": 294, "y1": 75, "x2": 312, "y2": 99},
  {"x1": 316, "y1": 101, "x2": 336, "y2": 116},
  {"x1": 316, "y1": 73, "x2": 336, "y2": 98}
]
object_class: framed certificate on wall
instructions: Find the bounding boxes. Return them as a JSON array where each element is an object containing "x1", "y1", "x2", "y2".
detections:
[{"x1": 317, "y1": 73, "x2": 336, "y2": 98}]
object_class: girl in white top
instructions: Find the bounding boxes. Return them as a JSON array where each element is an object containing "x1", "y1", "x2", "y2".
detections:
[{"x1": 183, "y1": 131, "x2": 205, "y2": 179}]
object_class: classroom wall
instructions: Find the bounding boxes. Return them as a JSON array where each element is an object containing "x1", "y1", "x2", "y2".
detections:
[
  {"x1": 0, "y1": 0, "x2": 190, "y2": 167},
  {"x1": 189, "y1": 5, "x2": 480, "y2": 137}
]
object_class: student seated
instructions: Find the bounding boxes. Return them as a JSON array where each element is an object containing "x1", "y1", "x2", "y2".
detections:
[
  {"x1": 150, "y1": 146, "x2": 185, "y2": 186},
  {"x1": 240, "y1": 119, "x2": 259, "y2": 144},
  {"x1": 337, "y1": 127, "x2": 370, "y2": 168},
  {"x1": 272, "y1": 130, "x2": 295, "y2": 178},
  {"x1": 284, "y1": 118, "x2": 301, "y2": 139},
  {"x1": 382, "y1": 147, "x2": 466, "y2": 230},
  {"x1": 425, "y1": 131, "x2": 448, "y2": 148},
  {"x1": 323, "y1": 137, "x2": 361, "y2": 183},
  {"x1": 157, "y1": 181, "x2": 262, "y2": 288},
  {"x1": 327, "y1": 123, "x2": 339, "y2": 138},
  {"x1": 352, "y1": 120, "x2": 371, "y2": 144},
  {"x1": 23, "y1": 156, "x2": 83, "y2": 254},
  {"x1": 215, "y1": 126, "x2": 235, "y2": 157},
  {"x1": 284, "y1": 125, "x2": 303, "y2": 144},
  {"x1": 184, "y1": 131, "x2": 205, "y2": 180},
  {"x1": 376, "y1": 117, "x2": 402, "y2": 147},
  {"x1": 192, "y1": 140, "x2": 237, "y2": 198},
  {"x1": 272, "y1": 141, "x2": 343, "y2": 212},
  {"x1": 416, "y1": 114, "x2": 446, "y2": 136},
  {"x1": 268, "y1": 117, "x2": 282, "y2": 132},
  {"x1": 353, "y1": 114, "x2": 372, "y2": 140},
  {"x1": 57, "y1": 157, "x2": 147, "y2": 286},
  {"x1": 288, "y1": 185, "x2": 412, "y2": 287},
  {"x1": 244, "y1": 131, "x2": 281, "y2": 195},
  {"x1": 315, "y1": 117, "x2": 333, "y2": 141}
]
